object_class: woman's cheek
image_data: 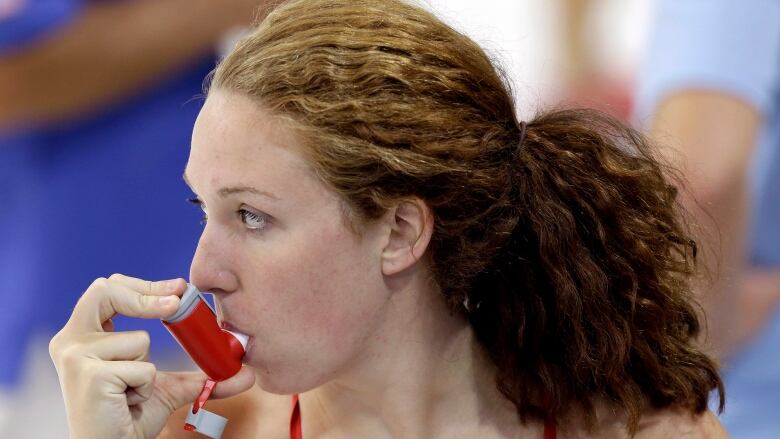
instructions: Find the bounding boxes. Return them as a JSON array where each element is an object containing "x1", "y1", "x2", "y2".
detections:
[{"x1": 252, "y1": 222, "x2": 381, "y2": 339}]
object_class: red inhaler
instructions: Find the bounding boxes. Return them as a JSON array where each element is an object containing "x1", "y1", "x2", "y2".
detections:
[{"x1": 162, "y1": 283, "x2": 249, "y2": 438}]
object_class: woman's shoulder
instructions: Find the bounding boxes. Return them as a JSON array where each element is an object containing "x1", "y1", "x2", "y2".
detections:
[
  {"x1": 559, "y1": 405, "x2": 727, "y2": 438},
  {"x1": 157, "y1": 385, "x2": 292, "y2": 439}
]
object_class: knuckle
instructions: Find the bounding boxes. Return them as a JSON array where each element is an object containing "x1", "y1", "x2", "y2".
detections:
[
  {"x1": 134, "y1": 330, "x2": 151, "y2": 349},
  {"x1": 90, "y1": 277, "x2": 109, "y2": 291},
  {"x1": 48, "y1": 333, "x2": 63, "y2": 359},
  {"x1": 136, "y1": 292, "x2": 150, "y2": 310},
  {"x1": 58, "y1": 343, "x2": 83, "y2": 369},
  {"x1": 80, "y1": 277, "x2": 108, "y2": 304},
  {"x1": 141, "y1": 361, "x2": 157, "y2": 378},
  {"x1": 49, "y1": 331, "x2": 80, "y2": 366}
]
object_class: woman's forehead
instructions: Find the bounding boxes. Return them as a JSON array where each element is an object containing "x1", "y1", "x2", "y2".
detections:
[
  {"x1": 187, "y1": 91, "x2": 335, "y2": 206},
  {"x1": 190, "y1": 93, "x2": 307, "y2": 178},
  {"x1": 193, "y1": 91, "x2": 299, "y2": 155}
]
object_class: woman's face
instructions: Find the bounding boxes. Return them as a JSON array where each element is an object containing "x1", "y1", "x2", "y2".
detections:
[{"x1": 185, "y1": 90, "x2": 391, "y2": 393}]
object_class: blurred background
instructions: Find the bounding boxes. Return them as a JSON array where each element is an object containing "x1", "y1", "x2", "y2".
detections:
[{"x1": 0, "y1": 0, "x2": 777, "y2": 437}]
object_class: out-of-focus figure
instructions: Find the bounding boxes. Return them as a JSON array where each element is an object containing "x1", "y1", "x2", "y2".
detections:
[
  {"x1": 0, "y1": 0, "x2": 264, "y2": 434},
  {"x1": 635, "y1": 1, "x2": 780, "y2": 436},
  {"x1": 557, "y1": 0, "x2": 647, "y2": 120}
]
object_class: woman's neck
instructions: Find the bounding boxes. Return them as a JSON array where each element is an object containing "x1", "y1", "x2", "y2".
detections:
[{"x1": 297, "y1": 282, "x2": 539, "y2": 439}]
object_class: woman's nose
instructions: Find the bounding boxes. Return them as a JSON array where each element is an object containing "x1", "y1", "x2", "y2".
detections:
[{"x1": 189, "y1": 230, "x2": 239, "y2": 294}]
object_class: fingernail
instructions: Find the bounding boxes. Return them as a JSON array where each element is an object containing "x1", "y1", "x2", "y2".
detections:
[
  {"x1": 159, "y1": 296, "x2": 178, "y2": 307},
  {"x1": 165, "y1": 279, "x2": 180, "y2": 291}
]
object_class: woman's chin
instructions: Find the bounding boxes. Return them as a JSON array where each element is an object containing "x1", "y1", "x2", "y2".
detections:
[
  {"x1": 249, "y1": 366, "x2": 325, "y2": 395},
  {"x1": 253, "y1": 373, "x2": 301, "y2": 395}
]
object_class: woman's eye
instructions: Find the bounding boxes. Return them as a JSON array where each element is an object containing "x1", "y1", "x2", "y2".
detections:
[{"x1": 239, "y1": 209, "x2": 268, "y2": 230}]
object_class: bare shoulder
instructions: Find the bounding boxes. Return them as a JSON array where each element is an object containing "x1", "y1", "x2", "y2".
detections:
[
  {"x1": 633, "y1": 408, "x2": 728, "y2": 439},
  {"x1": 157, "y1": 385, "x2": 292, "y2": 439}
]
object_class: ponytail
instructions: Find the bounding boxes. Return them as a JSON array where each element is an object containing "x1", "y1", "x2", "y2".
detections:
[{"x1": 468, "y1": 108, "x2": 724, "y2": 432}]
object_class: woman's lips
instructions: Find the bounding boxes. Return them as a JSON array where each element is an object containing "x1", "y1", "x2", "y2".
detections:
[{"x1": 219, "y1": 320, "x2": 239, "y2": 332}]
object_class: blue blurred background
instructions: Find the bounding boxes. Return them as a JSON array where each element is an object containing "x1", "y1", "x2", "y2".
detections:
[{"x1": 0, "y1": 0, "x2": 778, "y2": 437}]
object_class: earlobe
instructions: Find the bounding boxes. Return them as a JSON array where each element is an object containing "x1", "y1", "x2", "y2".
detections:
[{"x1": 380, "y1": 199, "x2": 434, "y2": 276}]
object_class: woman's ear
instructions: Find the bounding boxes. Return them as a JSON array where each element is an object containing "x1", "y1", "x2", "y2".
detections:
[{"x1": 380, "y1": 198, "x2": 434, "y2": 276}]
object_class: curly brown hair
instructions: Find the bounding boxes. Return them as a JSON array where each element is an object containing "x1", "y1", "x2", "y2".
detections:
[{"x1": 210, "y1": 0, "x2": 724, "y2": 433}]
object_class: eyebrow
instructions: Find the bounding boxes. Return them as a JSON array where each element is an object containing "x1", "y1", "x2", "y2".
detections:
[{"x1": 183, "y1": 171, "x2": 280, "y2": 201}]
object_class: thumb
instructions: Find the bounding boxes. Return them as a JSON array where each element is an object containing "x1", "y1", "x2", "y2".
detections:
[{"x1": 155, "y1": 365, "x2": 257, "y2": 411}]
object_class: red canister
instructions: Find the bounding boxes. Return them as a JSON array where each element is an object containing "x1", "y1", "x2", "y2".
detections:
[{"x1": 162, "y1": 284, "x2": 248, "y2": 381}]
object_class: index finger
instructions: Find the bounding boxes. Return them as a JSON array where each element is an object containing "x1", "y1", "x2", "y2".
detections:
[
  {"x1": 68, "y1": 277, "x2": 183, "y2": 333},
  {"x1": 107, "y1": 273, "x2": 187, "y2": 297}
]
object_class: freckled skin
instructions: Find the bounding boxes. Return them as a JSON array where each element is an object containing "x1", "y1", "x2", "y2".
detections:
[{"x1": 186, "y1": 90, "x2": 391, "y2": 394}]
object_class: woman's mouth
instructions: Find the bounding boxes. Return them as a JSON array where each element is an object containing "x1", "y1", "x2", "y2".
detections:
[{"x1": 219, "y1": 320, "x2": 239, "y2": 333}]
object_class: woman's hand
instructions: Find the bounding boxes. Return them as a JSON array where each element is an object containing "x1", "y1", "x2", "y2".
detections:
[{"x1": 49, "y1": 274, "x2": 256, "y2": 439}]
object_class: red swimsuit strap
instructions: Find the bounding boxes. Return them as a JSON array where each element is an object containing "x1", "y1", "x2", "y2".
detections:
[
  {"x1": 290, "y1": 394, "x2": 556, "y2": 439},
  {"x1": 290, "y1": 394, "x2": 303, "y2": 439}
]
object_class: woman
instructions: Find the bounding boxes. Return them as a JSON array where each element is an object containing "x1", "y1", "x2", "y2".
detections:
[{"x1": 49, "y1": 0, "x2": 727, "y2": 437}]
